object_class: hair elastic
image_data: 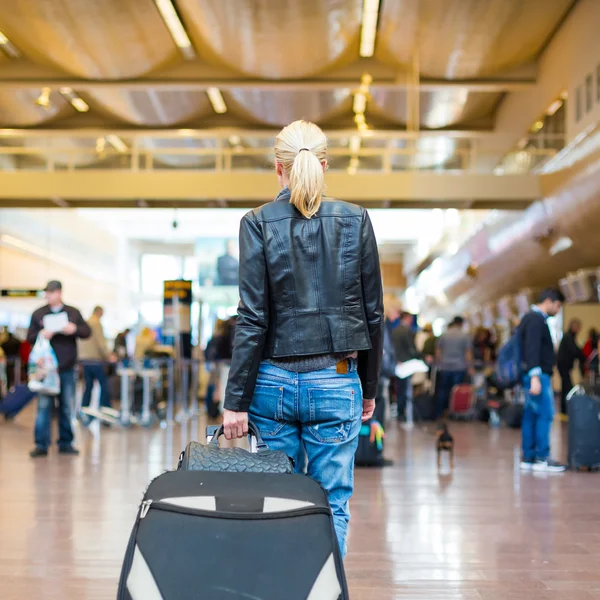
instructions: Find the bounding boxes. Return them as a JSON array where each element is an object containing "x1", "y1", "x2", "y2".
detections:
[{"x1": 298, "y1": 148, "x2": 310, "y2": 152}]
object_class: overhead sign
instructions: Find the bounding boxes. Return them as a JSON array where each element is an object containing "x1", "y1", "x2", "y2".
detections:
[
  {"x1": 163, "y1": 280, "x2": 192, "y2": 358},
  {"x1": 1, "y1": 289, "x2": 43, "y2": 298}
]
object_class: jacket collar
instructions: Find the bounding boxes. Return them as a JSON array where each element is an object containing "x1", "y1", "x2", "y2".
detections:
[
  {"x1": 531, "y1": 304, "x2": 548, "y2": 321},
  {"x1": 275, "y1": 187, "x2": 291, "y2": 203}
]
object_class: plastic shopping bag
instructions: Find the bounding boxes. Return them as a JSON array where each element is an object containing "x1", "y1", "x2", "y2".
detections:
[{"x1": 28, "y1": 335, "x2": 60, "y2": 395}]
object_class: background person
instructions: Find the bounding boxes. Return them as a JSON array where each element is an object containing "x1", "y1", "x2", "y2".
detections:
[
  {"x1": 114, "y1": 328, "x2": 131, "y2": 363},
  {"x1": 27, "y1": 280, "x2": 91, "y2": 458},
  {"x1": 391, "y1": 311, "x2": 419, "y2": 422},
  {"x1": 1, "y1": 329, "x2": 22, "y2": 388},
  {"x1": 582, "y1": 327, "x2": 599, "y2": 381},
  {"x1": 221, "y1": 119, "x2": 383, "y2": 557},
  {"x1": 216, "y1": 240, "x2": 239, "y2": 286},
  {"x1": 556, "y1": 318, "x2": 586, "y2": 418},
  {"x1": 78, "y1": 306, "x2": 115, "y2": 423},
  {"x1": 435, "y1": 316, "x2": 472, "y2": 419},
  {"x1": 134, "y1": 327, "x2": 157, "y2": 361},
  {"x1": 519, "y1": 289, "x2": 566, "y2": 473}
]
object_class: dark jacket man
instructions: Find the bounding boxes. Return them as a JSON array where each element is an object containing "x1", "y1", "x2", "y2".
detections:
[{"x1": 27, "y1": 304, "x2": 91, "y2": 371}]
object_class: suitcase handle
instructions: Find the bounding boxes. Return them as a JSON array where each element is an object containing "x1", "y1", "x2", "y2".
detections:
[{"x1": 209, "y1": 420, "x2": 268, "y2": 452}]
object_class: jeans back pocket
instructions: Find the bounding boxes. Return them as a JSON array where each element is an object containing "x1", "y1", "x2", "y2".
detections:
[{"x1": 307, "y1": 387, "x2": 357, "y2": 443}]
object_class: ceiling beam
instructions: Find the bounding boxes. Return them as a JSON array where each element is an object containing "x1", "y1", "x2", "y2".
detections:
[
  {"x1": 0, "y1": 58, "x2": 536, "y2": 92},
  {"x1": 0, "y1": 77, "x2": 535, "y2": 92},
  {"x1": 0, "y1": 171, "x2": 540, "y2": 204}
]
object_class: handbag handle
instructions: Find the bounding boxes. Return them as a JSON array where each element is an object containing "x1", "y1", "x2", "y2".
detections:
[{"x1": 209, "y1": 420, "x2": 268, "y2": 452}]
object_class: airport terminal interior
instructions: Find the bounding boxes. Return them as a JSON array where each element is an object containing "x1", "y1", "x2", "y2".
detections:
[{"x1": 2, "y1": 0, "x2": 600, "y2": 598}]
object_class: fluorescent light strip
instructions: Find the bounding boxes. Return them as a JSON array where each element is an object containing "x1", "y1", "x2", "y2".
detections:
[
  {"x1": 359, "y1": 0, "x2": 380, "y2": 58},
  {"x1": 70, "y1": 97, "x2": 89, "y2": 112},
  {"x1": 59, "y1": 87, "x2": 89, "y2": 112},
  {"x1": 206, "y1": 87, "x2": 227, "y2": 114},
  {"x1": 0, "y1": 30, "x2": 20, "y2": 58},
  {"x1": 349, "y1": 135, "x2": 361, "y2": 154},
  {"x1": 353, "y1": 92, "x2": 367, "y2": 114},
  {"x1": 154, "y1": 0, "x2": 195, "y2": 59},
  {"x1": 106, "y1": 134, "x2": 128, "y2": 153},
  {"x1": 546, "y1": 99, "x2": 563, "y2": 116}
]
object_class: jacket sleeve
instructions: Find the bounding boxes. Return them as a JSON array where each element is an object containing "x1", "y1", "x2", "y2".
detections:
[
  {"x1": 224, "y1": 214, "x2": 269, "y2": 412},
  {"x1": 357, "y1": 210, "x2": 384, "y2": 400},
  {"x1": 522, "y1": 315, "x2": 543, "y2": 376},
  {"x1": 73, "y1": 309, "x2": 92, "y2": 339},
  {"x1": 27, "y1": 312, "x2": 41, "y2": 345}
]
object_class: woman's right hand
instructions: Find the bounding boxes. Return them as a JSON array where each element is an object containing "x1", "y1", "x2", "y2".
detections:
[
  {"x1": 223, "y1": 409, "x2": 249, "y2": 440},
  {"x1": 362, "y1": 399, "x2": 375, "y2": 422}
]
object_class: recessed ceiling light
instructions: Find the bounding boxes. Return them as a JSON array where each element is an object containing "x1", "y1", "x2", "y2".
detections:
[{"x1": 35, "y1": 88, "x2": 52, "y2": 110}]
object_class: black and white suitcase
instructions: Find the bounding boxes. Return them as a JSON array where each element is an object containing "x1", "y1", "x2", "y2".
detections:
[
  {"x1": 117, "y1": 469, "x2": 349, "y2": 600},
  {"x1": 568, "y1": 385, "x2": 600, "y2": 470}
]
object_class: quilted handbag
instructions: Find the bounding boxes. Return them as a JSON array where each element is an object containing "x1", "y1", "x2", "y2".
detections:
[{"x1": 177, "y1": 421, "x2": 294, "y2": 474}]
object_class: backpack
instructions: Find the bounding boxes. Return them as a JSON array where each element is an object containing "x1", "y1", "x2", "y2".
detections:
[{"x1": 495, "y1": 327, "x2": 522, "y2": 389}]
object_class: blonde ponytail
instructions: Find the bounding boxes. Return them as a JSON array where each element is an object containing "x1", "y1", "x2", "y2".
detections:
[{"x1": 274, "y1": 120, "x2": 327, "y2": 219}]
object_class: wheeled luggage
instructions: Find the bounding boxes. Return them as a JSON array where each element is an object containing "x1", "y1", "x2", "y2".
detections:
[
  {"x1": 413, "y1": 392, "x2": 436, "y2": 421},
  {"x1": 0, "y1": 384, "x2": 36, "y2": 419},
  {"x1": 568, "y1": 385, "x2": 600, "y2": 470},
  {"x1": 355, "y1": 420, "x2": 385, "y2": 466},
  {"x1": 501, "y1": 402, "x2": 523, "y2": 429},
  {"x1": 117, "y1": 469, "x2": 349, "y2": 600},
  {"x1": 449, "y1": 384, "x2": 474, "y2": 418}
]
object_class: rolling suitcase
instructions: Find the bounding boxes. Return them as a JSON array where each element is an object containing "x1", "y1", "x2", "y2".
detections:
[
  {"x1": 567, "y1": 385, "x2": 600, "y2": 470},
  {"x1": 413, "y1": 392, "x2": 436, "y2": 421},
  {"x1": 501, "y1": 402, "x2": 523, "y2": 429},
  {"x1": 449, "y1": 384, "x2": 474, "y2": 419},
  {"x1": 0, "y1": 384, "x2": 36, "y2": 419},
  {"x1": 117, "y1": 470, "x2": 349, "y2": 600}
]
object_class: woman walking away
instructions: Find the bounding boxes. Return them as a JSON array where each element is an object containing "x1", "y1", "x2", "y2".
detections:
[{"x1": 222, "y1": 119, "x2": 384, "y2": 557}]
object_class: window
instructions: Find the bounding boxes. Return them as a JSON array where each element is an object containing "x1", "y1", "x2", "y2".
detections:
[
  {"x1": 576, "y1": 86, "x2": 582, "y2": 122},
  {"x1": 586, "y1": 74, "x2": 593, "y2": 113},
  {"x1": 140, "y1": 254, "x2": 184, "y2": 295}
]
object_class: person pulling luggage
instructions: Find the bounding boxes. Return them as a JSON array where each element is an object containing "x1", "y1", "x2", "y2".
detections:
[
  {"x1": 557, "y1": 318, "x2": 586, "y2": 419},
  {"x1": 221, "y1": 119, "x2": 383, "y2": 558}
]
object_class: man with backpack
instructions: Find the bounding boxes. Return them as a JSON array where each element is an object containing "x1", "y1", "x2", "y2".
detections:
[{"x1": 519, "y1": 289, "x2": 566, "y2": 473}]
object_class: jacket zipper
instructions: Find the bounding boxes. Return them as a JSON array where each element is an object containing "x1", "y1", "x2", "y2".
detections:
[
  {"x1": 116, "y1": 500, "x2": 152, "y2": 599},
  {"x1": 139, "y1": 500, "x2": 330, "y2": 521}
]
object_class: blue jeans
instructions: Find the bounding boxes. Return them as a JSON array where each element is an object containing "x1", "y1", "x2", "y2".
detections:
[
  {"x1": 81, "y1": 363, "x2": 111, "y2": 411},
  {"x1": 249, "y1": 360, "x2": 363, "y2": 557},
  {"x1": 34, "y1": 369, "x2": 76, "y2": 451},
  {"x1": 521, "y1": 373, "x2": 554, "y2": 461},
  {"x1": 436, "y1": 370, "x2": 467, "y2": 418}
]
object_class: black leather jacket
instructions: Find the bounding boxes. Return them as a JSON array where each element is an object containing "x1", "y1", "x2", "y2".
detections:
[{"x1": 224, "y1": 188, "x2": 384, "y2": 412}]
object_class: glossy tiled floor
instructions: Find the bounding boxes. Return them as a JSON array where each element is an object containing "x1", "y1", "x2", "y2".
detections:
[{"x1": 1, "y1": 407, "x2": 599, "y2": 599}]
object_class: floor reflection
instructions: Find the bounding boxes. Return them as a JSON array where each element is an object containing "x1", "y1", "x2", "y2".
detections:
[{"x1": 1, "y1": 410, "x2": 598, "y2": 600}]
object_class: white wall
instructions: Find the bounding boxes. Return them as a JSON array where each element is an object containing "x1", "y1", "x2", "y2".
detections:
[
  {"x1": 477, "y1": 0, "x2": 600, "y2": 168},
  {"x1": 0, "y1": 209, "x2": 138, "y2": 335}
]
